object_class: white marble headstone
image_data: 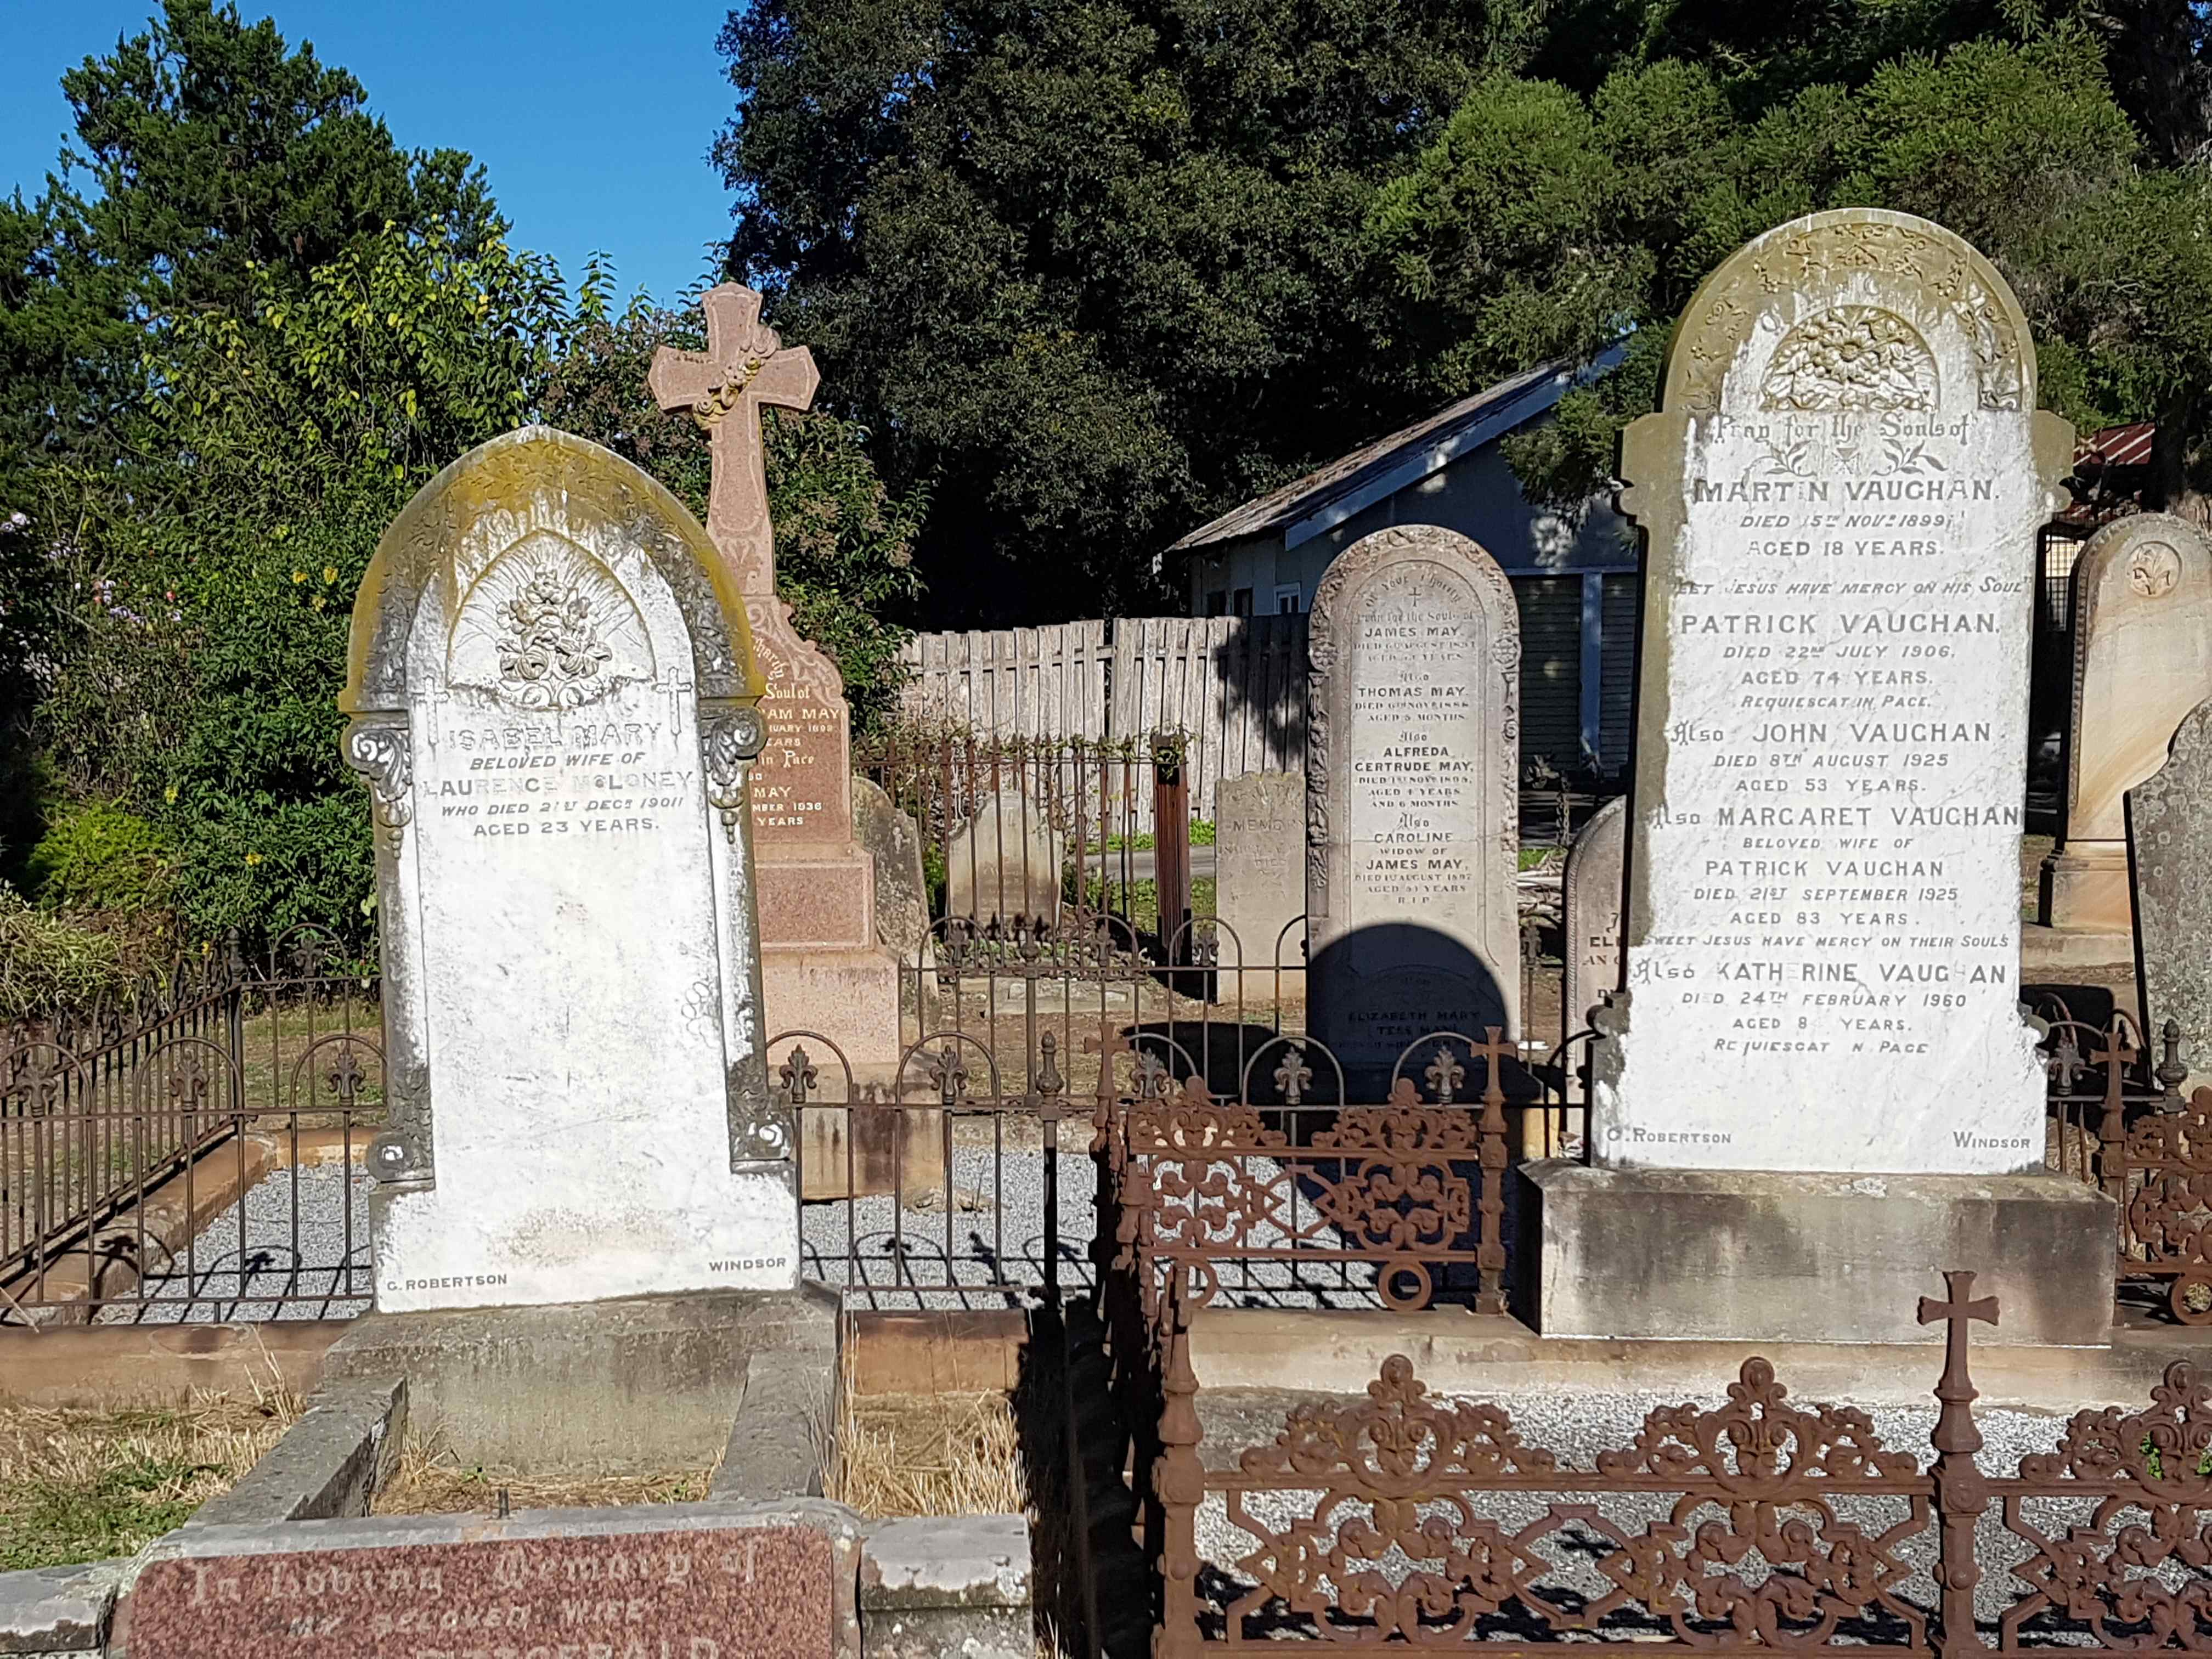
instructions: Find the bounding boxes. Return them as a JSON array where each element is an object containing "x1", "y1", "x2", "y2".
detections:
[
  {"x1": 341, "y1": 425, "x2": 794, "y2": 1311},
  {"x1": 1306, "y1": 524, "x2": 1521, "y2": 1080},
  {"x1": 1600, "y1": 210, "x2": 2073, "y2": 1175}
]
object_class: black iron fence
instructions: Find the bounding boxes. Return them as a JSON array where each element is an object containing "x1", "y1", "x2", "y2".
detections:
[{"x1": 0, "y1": 929, "x2": 381, "y2": 1324}]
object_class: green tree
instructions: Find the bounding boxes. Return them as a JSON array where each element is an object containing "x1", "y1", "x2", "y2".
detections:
[
  {"x1": 36, "y1": 229, "x2": 569, "y2": 945},
  {"x1": 0, "y1": 0, "x2": 505, "y2": 895},
  {"x1": 1368, "y1": 28, "x2": 2212, "y2": 515},
  {"x1": 715, "y1": 0, "x2": 1544, "y2": 622}
]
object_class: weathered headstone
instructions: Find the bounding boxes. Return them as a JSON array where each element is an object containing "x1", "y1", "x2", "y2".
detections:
[
  {"x1": 1526, "y1": 209, "x2": 2112, "y2": 1347},
  {"x1": 127, "y1": 1518, "x2": 840, "y2": 1658},
  {"x1": 651, "y1": 287, "x2": 900, "y2": 1068},
  {"x1": 1214, "y1": 772, "x2": 1305, "y2": 973},
  {"x1": 1561, "y1": 795, "x2": 1626, "y2": 1053},
  {"x1": 946, "y1": 790, "x2": 1064, "y2": 926},
  {"x1": 853, "y1": 775, "x2": 932, "y2": 968},
  {"x1": 2129, "y1": 695, "x2": 2212, "y2": 1090},
  {"x1": 2042, "y1": 513, "x2": 2212, "y2": 935},
  {"x1": 340, "y1": 425, "x2": 794, "y2": 1312},
  {"x1": 1306, "y1": 523, "x2": 1520, "y2": 1082}
]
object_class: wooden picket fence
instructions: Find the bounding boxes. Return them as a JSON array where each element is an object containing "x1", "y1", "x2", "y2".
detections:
[{"x1": 895, "y1": 615, "x2": 1307, "y2": 819}]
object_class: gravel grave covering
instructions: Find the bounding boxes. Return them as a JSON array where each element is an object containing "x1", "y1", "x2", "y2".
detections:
[
  {"x1": 97, "y1": 1162, "x2": 375, "y2": 1324},
  {"x1": 117, "y1": 1148, "x2": 1407, "y2": 1316}
]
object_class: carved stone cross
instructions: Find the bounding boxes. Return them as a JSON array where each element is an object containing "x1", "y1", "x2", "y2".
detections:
[{"x1": 648, "y1": 284, "x2": 819, "y2": 596}]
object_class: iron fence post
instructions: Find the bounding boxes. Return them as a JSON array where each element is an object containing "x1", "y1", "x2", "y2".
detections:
[
  {"x1": 1151, "y1": 732, "x2": 1189, "y2": 968},
  {"x1": 1919, "y1": 1269, "x2": 1998, "y2": 1659}
]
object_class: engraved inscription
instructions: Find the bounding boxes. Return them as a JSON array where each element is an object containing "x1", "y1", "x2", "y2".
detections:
[{"x1": 125, "y1": 1526, "x2": 834, "y2": 1659}]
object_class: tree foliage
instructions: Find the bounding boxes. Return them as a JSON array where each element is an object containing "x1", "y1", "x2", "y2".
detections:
[
  {"x1": 715, "y1": 0, "x2": 1543, "y2": 620},
  {"x1": 1368, "y1": 25, "x2": 2212, "y2": 511},
  {"x1": 5, "y1": 7, "x2": 924, "y2": 956},
  {"x1": 718, "y1": 0, "x2": 2212, "y2": 602}
]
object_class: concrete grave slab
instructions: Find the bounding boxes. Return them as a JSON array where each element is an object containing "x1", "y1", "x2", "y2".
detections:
[
  {"x1": 2128, "y1": 694, "x2": 2212, "y2": 1090},
  {"x1": 0, "y1": 1565, "x2": 114, "y2": 1656},
  {"x1": 1560, "y1": 795, "x2": 1626, "y2": 1053},
  {"x1": 1213, "y1": 772, "x2": 1305, "y2": 975},
  {"x1": 319, "y1": 1286, "x2": 835, "y2": 1475},
  {"x1": 946, "y1": 791, "x2": 1064, "y2": 927}
]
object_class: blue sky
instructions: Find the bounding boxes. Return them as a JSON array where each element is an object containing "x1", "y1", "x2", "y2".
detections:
[{"x1": 1, "y1": 0, "x2": 738, "y2": 307}]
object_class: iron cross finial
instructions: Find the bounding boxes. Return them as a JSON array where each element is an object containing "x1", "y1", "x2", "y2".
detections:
[{"x1": 1917, "y1": 1268, "x2": 1997, "y2": 1453}]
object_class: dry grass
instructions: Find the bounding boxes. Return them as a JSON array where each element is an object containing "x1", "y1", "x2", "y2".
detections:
[
  {"x1": 825, "y1": 1380, "x2": 1026, "y2": 1521},
  {"x1": 0, "y1": 1382, "x2": 301, "y2": 1569},
  {"x1": 371, "y1": 1436, "x2": 718, "y2": 1516}
]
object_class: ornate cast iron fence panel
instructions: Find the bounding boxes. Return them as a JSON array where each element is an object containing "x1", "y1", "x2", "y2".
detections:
[
  {"x1": 1135, "y1": 1269, "x2": 2212, "y2": 1654},
  {"x1": 2035, "y1": 1002, "x2": 2212, "y2": 1322}
]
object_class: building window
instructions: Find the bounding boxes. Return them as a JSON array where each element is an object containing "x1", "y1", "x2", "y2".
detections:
[
  {"x1": 1204, "y1": 589, "x2": 1228, "y2": 616},
  {"x1": 1231, "y1": 587, "x2": 1254, "y2": 616},
  {"x1": 1273, "y1": 585, "x2": 1303, "y2": 614}
]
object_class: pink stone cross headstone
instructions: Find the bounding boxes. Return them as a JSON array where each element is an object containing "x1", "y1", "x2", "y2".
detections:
[{"x1": 647, "y1": 283, "x2": 820, "y2": 596}]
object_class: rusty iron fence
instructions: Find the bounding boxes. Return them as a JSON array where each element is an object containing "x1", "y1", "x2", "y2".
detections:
[
  {"x1": 2031, "y1": 997, "x2": 2212, "y2": 1323},
  {"x1": 1116, "y1": 1265, "x2": 2212, "y2": 1653},
  {"x1": 0, "y1": 929, "x2": 381, "y2": 1324}
]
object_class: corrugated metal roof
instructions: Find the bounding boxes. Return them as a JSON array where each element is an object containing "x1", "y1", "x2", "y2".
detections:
[
  {"x1": 2076, "y1": 422, "x2": 2154, "y2": 469},
  {"x1": 1168, "y1": 356, "x2": 1581, "y2": 553}
]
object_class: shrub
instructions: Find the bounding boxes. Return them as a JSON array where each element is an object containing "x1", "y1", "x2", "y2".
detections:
[
  {"x1": 0, "y1": 887, "x2": 128, "y2": 1022},
  {"x1": 25, "y1": 800, "x2": 170, "y2": 916}
]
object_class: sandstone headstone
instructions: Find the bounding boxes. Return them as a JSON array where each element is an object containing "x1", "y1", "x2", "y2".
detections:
[
  {"x1": 2042, "y1": 514, "x2": 2212, "y2": 934},
  {"x1": 2128, "y1": 695, "x2": 2212, "y2": 1089},
  {"x1": 1306, "y1": 523, "x2": 1520, "y2": 1080},
  {"x1": 127, "y1": 1523, "x2": 835, "y2": 1658},
  {"x1": 946, "y1": 791, "x2": 1064, "y2": 926},
  {"x1": 1214, "y1": 772, "x2": 1305, "y2": 973},
  {"x1": 340, "y1": 425, "x2": 793, "y2": 1312},
  {"x1": 651, "y1": 287, "x2": 900, "y2": 1067},
  {"x1": 853, "y1": 774, "x2": 931, "y2": 967},
  {"x1": 1561, "y1": 795, "x2": 1627, "y2": 1054},
  {"x1": 1599, "y1": 208, "x2": 2072, "y2": 1175}
]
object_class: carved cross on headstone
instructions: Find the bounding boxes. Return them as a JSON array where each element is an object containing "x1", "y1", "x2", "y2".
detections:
[{"x1": 648, "y1": 284, "x2": 819, "y2": 596}]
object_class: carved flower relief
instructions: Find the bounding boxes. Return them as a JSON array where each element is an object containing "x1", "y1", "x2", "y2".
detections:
[
  {"x1": 1760, "y1": 307, "x2": 1937, "y2": 412},
  {"x1": 2129, "y1": 542, "x2": 2183, "y2": 600},
  {"x1": 447, "y1": 534, "x2": 653, "y2": 710}
]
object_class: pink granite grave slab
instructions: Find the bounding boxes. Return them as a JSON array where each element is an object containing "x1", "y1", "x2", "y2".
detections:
[{"x1": 126, "y1": 1524, "x2": 832, "y2": 1658}]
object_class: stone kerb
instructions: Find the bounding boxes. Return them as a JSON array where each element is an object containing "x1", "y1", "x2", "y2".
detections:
[
  {"x1": 2044, "y1": 512, "x2": 2212, "y2": 935},
  {"x1": 1305, "y1": 523, "x2": 1522, "y2": 1084},
  {"x1": 338, "y1": 424, "x2": 794, "y2": 1313},
  {"x1": 1602, "y1": 207, "x2": 2074, "y2": 1176}
]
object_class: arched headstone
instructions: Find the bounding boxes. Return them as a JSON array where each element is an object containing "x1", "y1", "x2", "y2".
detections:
[
  {"x1": 2042, "y1": 513, "x2": 2212, "y2": 934},
  {"x1": 1306, "y1": 523, "x2": 1521, "y2": 1085},
  {"x1": 341, "y1": 424, "x2": 791, "y2": 1311}
]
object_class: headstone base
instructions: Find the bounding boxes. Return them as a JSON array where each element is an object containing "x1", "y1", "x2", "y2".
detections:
[
  {"x1": 763, "y1": 945, "x2": 903, "y2": 1065},
  {"x1": 322, "y1": 1286, "x2": 836, "y2": 1473},
  {"x1": 2022, "y1": 921, "x2": 2135, "y2": 972},
  {"x1": 1520, "y1": 1161, "x2": 2114, "y2": 1346},
  {"x1": 2039, "y1": 842, "x2": 2132, "y2": 934}
]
